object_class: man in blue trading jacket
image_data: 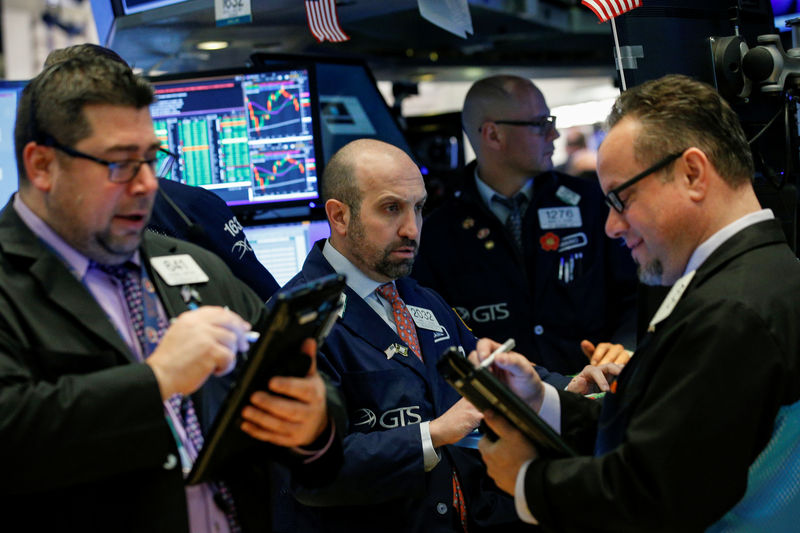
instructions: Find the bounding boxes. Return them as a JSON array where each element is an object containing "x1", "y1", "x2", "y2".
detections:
[
  {"x1": 275, "y1": 138, "x2": 549, "y2": 532},
  {"x1": 413, "y1": 75, "x2": 638, "y2": 375},
  {"x1": 476, "y1": 75, "x2": 800, "y2": 532},
  {"x1": 0, "y1": 51, "x2": 344, "y2": 533},
  {"x1": 150, "y1": 178, "x2": 280, "y2": 302}
]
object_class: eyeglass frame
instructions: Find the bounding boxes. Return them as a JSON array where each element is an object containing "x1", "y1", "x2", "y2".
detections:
[
  {"x1": 604, "y1": 150, "x2": 686, "y2": 214},
  {"x1": 42, "y1": 135, "x2": 177, "y2": 183},
  {"x1": 478, "y1": 115, "x2": 557, "y2": 135}
]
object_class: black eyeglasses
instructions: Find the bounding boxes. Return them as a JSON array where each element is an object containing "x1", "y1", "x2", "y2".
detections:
[
  {"x1": 44, "y1": 136, "x2": 177, "y2": 183},
  {"x1": 481, "y1": 116, "x2": 557, "y2": 135},
  {"x1": 604, "y1": 150, "x2": 686, "y2": 214}
]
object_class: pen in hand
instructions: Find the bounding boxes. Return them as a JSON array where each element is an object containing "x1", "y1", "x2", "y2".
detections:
[{"x1": 478, "y1": 338, "x2": 516, "y2": 369}]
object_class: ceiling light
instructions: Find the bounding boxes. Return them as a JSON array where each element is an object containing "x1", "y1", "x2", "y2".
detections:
[{"x1": 196, "y1": 41, "x2": 229, "y2": 51}]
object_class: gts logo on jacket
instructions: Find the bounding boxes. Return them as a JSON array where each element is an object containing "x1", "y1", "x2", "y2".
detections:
[
  {"x1": 352, "y1": 406, "x2": 422, "y2": 430},
  {"x1": 455, "y1": 302, "x2": 510, "y2": 323}
]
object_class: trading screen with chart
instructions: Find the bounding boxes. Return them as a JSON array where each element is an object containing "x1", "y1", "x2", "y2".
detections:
[{"x1": 149, "y1": 67, "x2": 320, "y2": 207}]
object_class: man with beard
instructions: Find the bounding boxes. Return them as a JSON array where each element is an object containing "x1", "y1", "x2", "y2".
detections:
[
  {"x1": 0, "y1": 51, "x2": 343, "y2": 532},
  {"x1": 475, "y1": 75, "x2": 800, "y2": 532},
  {"x1": 273, "y1": 138, "x2": 538, "y2": 532}
]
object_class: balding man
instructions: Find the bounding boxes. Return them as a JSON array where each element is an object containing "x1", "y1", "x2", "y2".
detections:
[
  {"x1": 273, "y1": 139, "x2": 530, "y2": 532},
  {"x1": 413, "y1": 75, "x2": 638, "y2": 377}
]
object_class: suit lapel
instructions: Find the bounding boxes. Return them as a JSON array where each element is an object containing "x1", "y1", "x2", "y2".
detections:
[
  {"x1": 0, "y1": 205, "x2": 134, "y2": 361},
  {"x1": 596, "y1": 219, "x2": 787, "y2": 454},
  {"x1": 339, "y1": 286, "x2": 426, "y2": 374},
  {"x1": 303, "y1": 243, "x2": 427, "y2": 376},
  {"x1": 139, "y1": 231, "x2": 189, "y2": 319}
]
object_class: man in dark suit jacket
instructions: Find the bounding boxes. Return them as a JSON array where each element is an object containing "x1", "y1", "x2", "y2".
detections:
[
  {"x1": 413, "y1": 75, "x2": 637, "y2": 376},
  {"x1": 273, "y1": 139, "x2": 534, "y2": 532},
  {"x1": 0, "y1": 50, "x2": 342, "y2": 532},
  {"x1": 475, "y1": 74, "x2": 800, "y2": 532}
]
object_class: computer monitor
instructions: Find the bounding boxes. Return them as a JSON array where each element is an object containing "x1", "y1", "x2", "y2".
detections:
[
  {"x1": 249, "y1": 54, "x2": 414, "y2": 164},
  {"x1": 773, "y1": 0, "x2": 800, "y2": 31},
  {"x1": 148, "y1": 65, "x2": 323, "y2": 215},
  {"x1": 244, "y1": 219, "x2": 330, "y2": 287},
  {"x1": 0, "y1": 81, "x2": 27, "y2": 208}
]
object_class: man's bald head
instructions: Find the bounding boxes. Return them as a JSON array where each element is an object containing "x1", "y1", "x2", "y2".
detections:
[
  {"x1": 462, "y1": 75, "x2": 544, "y2": 149},
  {"x1": 322, "y1": 138, "x2": 416, "y2": 216}
]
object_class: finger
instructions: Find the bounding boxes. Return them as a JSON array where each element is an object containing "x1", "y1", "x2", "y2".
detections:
[
  {"x1": 590, "y1": 342, "x2": 612, "y2": 365},
  {"x1": 600, "y1": 362, "x2": 624, "y2": 377},
  {"x1": 598, "y1": 344, "x2": 624, "y2": 365},
  {"x1": 243, "y1": 395, "x2": 306, "y2": 425},
  {"x1": 268, "y1": 373, "x2": 324, "y2": 404},
  {"x1": 580, "y1": 339, "x2": 596, "y2": 359},
  {"x1": 476, "y1": 337, "x2": 503, "y2": 361},
  {"x1": 240, "y1": 419, "x2": 305, "y2": 447},
  {"x1": 608, "y1": 349, "x2": 632, "y2": 366},
  {"x1": 210, "y1": 326, "x2": 241, "y2": 355},
  {"x1": 300, "y1": 338, "x2": 318, "y2": 376},
  {"x1": 584, "y1": 365, "x2": 610, "y2": 391},
  {"x1": 212, "y1": 349, "x2": 237, "y2": 376},
  {"x1": 482, "y1": 409, "x2": 515, "y2": 439},
  {"x1": 489, "y1": 352, "x2": 533, "y2": 377},
  {"x1": 566, "y1": 375, "x2": 588, "y2": 394},
  {"x1": 477, "y1": 433, "x2": 494, "y2": 455}
]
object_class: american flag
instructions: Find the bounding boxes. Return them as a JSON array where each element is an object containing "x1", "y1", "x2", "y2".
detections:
[
  {"x1": 581, "y1": 0, "x2": 642, "y2": 22},
  {"x1": 305, "y1": 0, "x2": 350, "y2": 43}
]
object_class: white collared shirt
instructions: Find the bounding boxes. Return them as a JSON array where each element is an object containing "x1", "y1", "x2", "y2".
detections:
[{"x1": 474, "y1": 168, "x2": 534, "y2": 224}]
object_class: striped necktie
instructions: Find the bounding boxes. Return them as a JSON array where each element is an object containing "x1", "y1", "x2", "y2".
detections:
[
  {"x1": 91, "y1": 261, "x2": 241, "y2": 533},
  {"x1": 492, "y1": 193, "x2": 527, "y2": 250},
  {"x1": 376, "y1": 282, "x2": 422, "y2": 360}
]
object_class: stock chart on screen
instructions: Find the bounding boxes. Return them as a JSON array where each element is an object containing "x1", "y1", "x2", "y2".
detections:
[{"x1": 149, "y1": 67, "x2": 320, "y2": 208}]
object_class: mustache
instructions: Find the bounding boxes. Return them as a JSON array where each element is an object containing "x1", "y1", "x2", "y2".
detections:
[{"x1": 391, "y1": 238, "x2": 418, "y2": 251}]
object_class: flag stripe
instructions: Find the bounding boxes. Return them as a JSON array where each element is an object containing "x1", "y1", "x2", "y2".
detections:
[
  {"x1": 311, "y1": 2, "x2": 336, "y2": 42},
  {"x1": 304, "y1": 1, "x2": 324, "y2": 42},
  {"x1": 305, "y1": 0, "x2": 350, "y2": 43},
  {"x1": 320, "y1": 0, "x2": 348, "y2": 41},
  {"x1": 581, "y1": 0, "x2": 641, "y2": 22}
]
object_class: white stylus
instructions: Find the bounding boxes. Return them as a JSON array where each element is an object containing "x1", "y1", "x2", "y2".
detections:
[{"x1": 477, "y1": 338, "x2": 516, "y2": 369}]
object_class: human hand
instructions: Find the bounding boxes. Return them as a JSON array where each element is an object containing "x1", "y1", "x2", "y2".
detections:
[
  {"x1": 429, "y1": 397, "x2": 483, "y2": 448},
  {"x1": 147, "y1": 306, "x2": 251, "y2": 399},
  {"x1": 470, "y1": 337, "x2": 544, "y2": 411},
  {"x1": 240, "y1": 339, "x2": 329, "y2": 447},
  {"x1": 478, "y1": 410, "x2": 539, "y2": 495},
  {"x1": 565, "y1": 363, "x2": 623, "y2": 395},
  {"x1": 581, "y1": 340, "x2": 631, "y2": 366}
]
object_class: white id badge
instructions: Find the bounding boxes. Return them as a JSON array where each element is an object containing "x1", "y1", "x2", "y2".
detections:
[
  {"x1": 538, "y1": 206, "x2": 583, "y2": 229},
  {"x1": 150, "y1": 255, "x2": 210, "y2": 286},
  {"x1": 406, "y1": 305, "x2": 443, "y2": 332}
]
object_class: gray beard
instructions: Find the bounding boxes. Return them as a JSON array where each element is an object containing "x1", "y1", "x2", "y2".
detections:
[{"x1": 637, "y1": 259, "x2": 664, "y2": 286}]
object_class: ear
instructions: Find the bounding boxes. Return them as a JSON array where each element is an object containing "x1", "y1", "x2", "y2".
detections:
[
  {"x1": 480, "y1": 122, "x2": 503, "y2": 151},
  {"x1": 325, "y1": 198, "x2": 350, "y2": 237},
  {"x1": 681, "y1": 147, "x2": 709, "y2": 203},
  {"x1": 22, "y1": 141, "x2": 56, "y2": 192}
]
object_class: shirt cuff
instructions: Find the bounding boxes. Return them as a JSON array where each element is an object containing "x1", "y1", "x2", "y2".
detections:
[
  {"x1": 420, "y1": 421, "x2": 441, "y2": 471},
  {"x1": 539, "y1": 382, "x2": 562, "y2": 434},
  {"x1": 291, "y1": 420, "x2": 336, "y2": 464},
  {"x1": 514, "y1": 459, "x2": 539, "y2": 524}
]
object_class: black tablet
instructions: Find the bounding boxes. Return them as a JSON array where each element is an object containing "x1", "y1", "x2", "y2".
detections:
[
  {"x1": 437, "y1": 347, "x2": 577, "y2": 458},
  {"x1": 186, "y1": 273, "x2": 346, "y2": 484}
]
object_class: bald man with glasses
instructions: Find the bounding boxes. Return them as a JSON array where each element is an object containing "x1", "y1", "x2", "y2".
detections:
[{"x1": 413, "y1": 75, "x2": 638, "y2": 380}]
